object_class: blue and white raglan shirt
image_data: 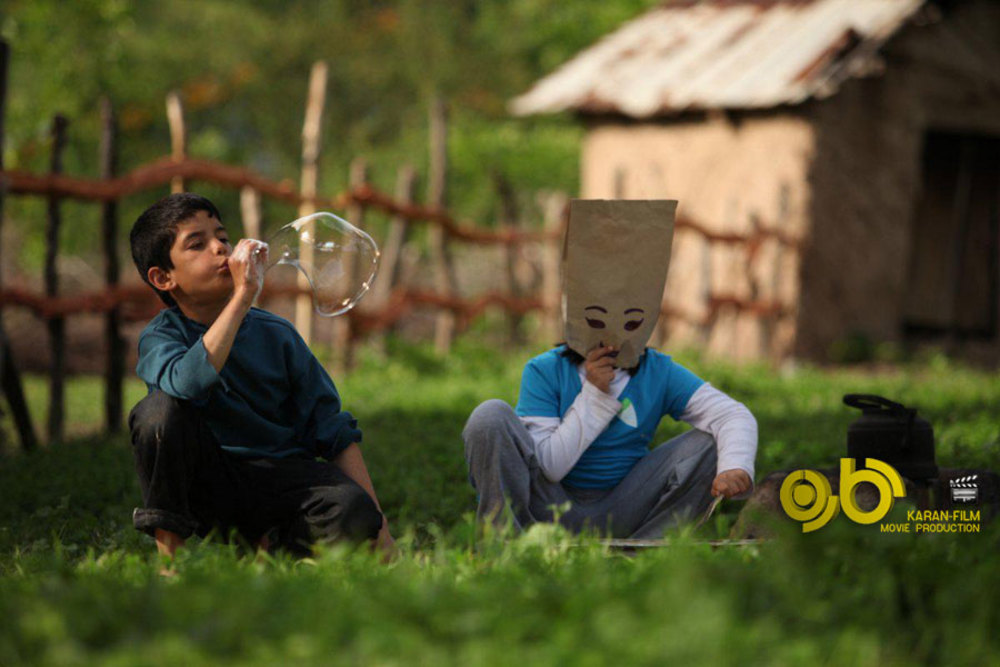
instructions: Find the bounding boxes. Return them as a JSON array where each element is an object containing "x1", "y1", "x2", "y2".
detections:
[{"x1": 515, "y1": 346, "x2": 757, "y2": 495}]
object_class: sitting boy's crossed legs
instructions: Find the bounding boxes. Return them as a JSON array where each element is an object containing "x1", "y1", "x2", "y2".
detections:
[
  {"x1": 463, "y1": 399, "x2": 717, "y2": 538},
  {"x1": 129, "y1": 391, "x2": 382, "y2": 555}
]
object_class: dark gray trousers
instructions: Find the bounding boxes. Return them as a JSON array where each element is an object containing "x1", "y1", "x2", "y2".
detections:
[
  {"x1": 129, "y1": 390, "x2": 383, "y2": 554},
  {"x1": 463, "y1": 399, "x2": 718, "y2": 538}
]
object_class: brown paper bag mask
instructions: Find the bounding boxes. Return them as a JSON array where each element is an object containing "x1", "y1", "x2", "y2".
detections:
[{"x1": 562, "y1": 200, "x2": 677, "y2": 368}]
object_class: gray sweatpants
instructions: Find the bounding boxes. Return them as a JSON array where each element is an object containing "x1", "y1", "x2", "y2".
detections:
[{"x1": 463, "y1": 399, "x2": 718, "y2": 538}]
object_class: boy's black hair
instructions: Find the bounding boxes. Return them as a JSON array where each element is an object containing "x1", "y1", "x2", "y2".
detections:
[
  {"x1": 556, "y1": 342, "x2": 642, "y2": 376},
  {"x1": 130, "y1": 193, "x2": 223, "y2": 307}
]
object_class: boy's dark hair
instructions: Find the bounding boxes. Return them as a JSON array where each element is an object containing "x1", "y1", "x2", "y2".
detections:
[
  {"x1": 130, "y1": 193, "x2": 223, "y2": 307},
  {"x1": 556, "y1": 343, "x2": 642, "y2": 376}
]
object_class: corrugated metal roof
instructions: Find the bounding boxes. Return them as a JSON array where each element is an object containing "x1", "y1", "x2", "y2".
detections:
[{"x1": 510, "y1": 0, "x2": 927, "y2": 118}]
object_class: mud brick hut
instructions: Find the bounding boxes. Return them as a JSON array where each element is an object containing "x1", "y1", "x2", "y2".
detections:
[{"x1": 512, "y1": 0, "x2": 1000, "y2": 363}]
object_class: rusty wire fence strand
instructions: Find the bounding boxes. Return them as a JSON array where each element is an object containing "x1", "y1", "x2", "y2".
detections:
[{"x1": 0, "y1": 158, "x2": 799, "y2": 341}]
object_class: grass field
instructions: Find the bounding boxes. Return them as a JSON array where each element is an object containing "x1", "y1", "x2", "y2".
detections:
[{"x1": 1, "y1": 338, "x2": 999, "y2": 665}]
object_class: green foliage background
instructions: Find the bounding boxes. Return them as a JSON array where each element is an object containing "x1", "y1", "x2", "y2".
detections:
[{"x1": 1, "y1": 0, "x2": 661, "y2": 272}]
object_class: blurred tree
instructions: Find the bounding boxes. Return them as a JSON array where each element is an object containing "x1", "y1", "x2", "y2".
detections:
[{"x1": 0, "y1": 0, "x2": 660, "y2": 269}]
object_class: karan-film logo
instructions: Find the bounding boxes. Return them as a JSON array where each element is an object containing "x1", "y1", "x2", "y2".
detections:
[{"x1": 780, "y1": 458, "x2": 906, "y2": 533}]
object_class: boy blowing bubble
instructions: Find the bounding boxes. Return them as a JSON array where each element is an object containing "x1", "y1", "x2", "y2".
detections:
[{"x1": 128, "y1": 193, "x2": 394, "y2": 562}]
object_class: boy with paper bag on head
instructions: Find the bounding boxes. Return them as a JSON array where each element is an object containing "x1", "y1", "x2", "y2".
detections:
[{"x1": 463, "y1": 200, "x2": 757, "y2": 537}]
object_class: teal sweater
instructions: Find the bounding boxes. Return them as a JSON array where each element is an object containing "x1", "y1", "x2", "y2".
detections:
[{"x1": 135, "y1": 306, "x2": 361, "y2": 460}]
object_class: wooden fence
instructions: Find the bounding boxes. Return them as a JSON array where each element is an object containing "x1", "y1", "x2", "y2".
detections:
[{"x1": 0, "y1": 44, "x2": 798, "y2": 451}]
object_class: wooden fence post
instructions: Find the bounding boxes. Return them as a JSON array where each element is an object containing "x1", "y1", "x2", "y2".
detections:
[
  {"x1": 100, "y1": 98, "x2": 125, "y2": 433},
  {"x1": 494, "y1": 172, "x2": 523, "y2": 344},
  {"x1": 331, "y1": 157, "x2": 367, "y2": 374},
  {"x1": 46, "y1": 114, "x2": 69, "y2": 446},
  {"x1": 613, "y1": 167, "x2": 627, "y2": 199},
  {"x1": 295, "y1": 60, "x2": 328, "y2": 347},
  {"x1": 767, "y1": 183, "x2": 790, "y2": 361},
  {"x1": 240, "y1": 186, "x2": 262, "y2": 240},
  {"x1": 723, "y1": 199, "x2": 741, "y2": 356},
  {"x1": 166, "y1": 91, "x2": 186, "y2": 193},
  {"x1": 0, "y1": 39, "x2": 38, "y2": 451},
  {"x1": 539, "y1": 190, "x2": 567, "y2": 345},
  {"x1": 427, "y1": 95, "x2": 457, "y2": 353},
  {"x1": 699, "y1": 232, "x2": 713, "y2": 344},
  {"x1": 370, "y1": 164, "x2": 416, "y2": 351}
]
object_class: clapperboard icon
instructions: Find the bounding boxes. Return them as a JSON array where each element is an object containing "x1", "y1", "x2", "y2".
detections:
[{"x1": 950, "y1": 475, "x2": 979, "y2": 504}]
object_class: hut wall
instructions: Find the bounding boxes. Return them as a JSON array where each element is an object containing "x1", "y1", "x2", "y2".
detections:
[
  {"x1": 580, "y1": 113, "x2": 814, "y2": 360},
  {"x1": 801, "y1": 0, "x2": 1000, "y2": 361}
]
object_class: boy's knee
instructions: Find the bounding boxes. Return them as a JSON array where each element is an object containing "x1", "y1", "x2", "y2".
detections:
[
  {"x1": 128, "y1": 391, "x2": 195, "y2": 453},
  {"x1": 463, "y1": 399, "x2": 515, "y2": 443},
  {"x1": 341, "y1": 488, "x2": 383, "y2": 542},
  {"x1": 681, "y1": 428, "x2": 716, "y2": 452},
  {"x1": 695, "y1": 429, "x2": 717, "y2": 451},
  {"x1": 305, "y1": 485, "x2": 383, "y2": 544},
  {"x1": 684, "y1": 430, "x2": 718, "y2": 476}
]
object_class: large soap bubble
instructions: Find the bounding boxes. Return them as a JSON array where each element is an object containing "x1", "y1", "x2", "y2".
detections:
[{"x1": 264, "y1": 211, "x2": 380, "y2": 317}]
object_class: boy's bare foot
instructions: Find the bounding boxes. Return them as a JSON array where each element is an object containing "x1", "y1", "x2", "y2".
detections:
[
  {"x1": 374, "y1": 524, "x2": 397, "y2": 562},
  {"x1": 256, "y1": 533, "x2": 271, "y2": 557},
  {"x1": 155, "y1": 528, "x2": 185, "y2": 559}
]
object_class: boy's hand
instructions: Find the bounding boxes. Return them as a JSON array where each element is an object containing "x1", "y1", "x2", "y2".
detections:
[
  {"x1": 228, "y1": 239, "x2": 269, "y2": 304},
  {"x1": 711, "y1": 469, "x2": 752, "y2": 498},
  {"x1": 584, "y1": 345, "x2": 617, "y2": 394}
]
